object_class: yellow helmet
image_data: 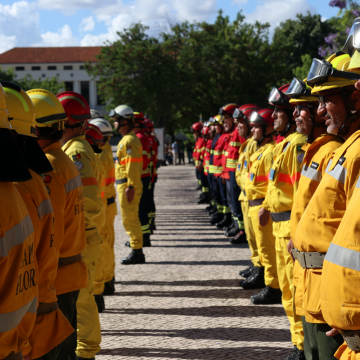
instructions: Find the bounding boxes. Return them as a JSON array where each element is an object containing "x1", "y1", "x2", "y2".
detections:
[
  {"x1": 213, "y1": 114, "x2": 224, "y2": 126},
  {"x1": 310, "y1": 54, "x2": 360, "y2": 95},
  {"x1": 26, "y1": 89, "x2": 67, "y2": 130},
  {"x1": 1, "y1": 82, "x2": 37, "y2": 137},
  {"x1": 0, "y1": 84, "x2": 11, "y2": 130}
]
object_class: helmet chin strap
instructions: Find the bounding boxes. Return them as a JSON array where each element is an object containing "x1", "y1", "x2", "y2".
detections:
[
  {"x1": 258, "y1": 127, "x2": 275, "y2": 145},
  {"x1": 338, "y1": 87, "x2": 359, "y2": 136}
]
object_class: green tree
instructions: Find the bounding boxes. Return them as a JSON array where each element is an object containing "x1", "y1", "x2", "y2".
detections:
[
  {"x1": 0, "y1": 66, "x2": 15, "y2": 82},
  {"x1": 16, "y1": 74, "x2": 64, "y2": 94},
  {"x1": 293, "y1": 54, "x2": 313, "y2": 79}
]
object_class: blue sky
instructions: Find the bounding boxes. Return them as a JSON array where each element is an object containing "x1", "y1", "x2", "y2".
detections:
[{"x1": 0, "y1": 0, "x2": 342, "y2": 54}]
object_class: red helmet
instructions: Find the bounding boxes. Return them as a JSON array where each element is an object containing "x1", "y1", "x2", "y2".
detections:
[
  {"x1": 192, "y1": 122, "x2": 203, "y2": 132},
  {"x1": 134, "y1": 112, "x2": 145, "y2": 122},
  {"x1": 202, "y1": 126, "x2": 209, "y2": 136},
  {"x1": 249, "y1": 108, "x2": 274, "y2": 128},
  {"x1": 144, "y1": 119, "x2": 154, "y2": 132},
  {"x1": 219, "y1": 103, "x2": 239, "y2": 116},
  {"x1": 267, "y1": 84, "x2": 293, "y2": 109},
  {"x1": 56, "y1": 91, "x2": 91, "y2": 126},
  {"x1": 234, "y1": 103, "x2": 260, "y2": 124},
  {"x1": 85, "y1": 123, "x2": 103, "y2": 145}
]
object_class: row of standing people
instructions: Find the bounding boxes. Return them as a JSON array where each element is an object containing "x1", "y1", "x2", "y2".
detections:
[{"x1": 191, "y1": 43, "x2": 360, "y2": 360}]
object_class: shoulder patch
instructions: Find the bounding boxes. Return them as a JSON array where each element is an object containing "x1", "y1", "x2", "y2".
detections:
[
  {"x1": 120, "y1": 144, "x2": 123, "y2": 150},
  {"x1": 72, "y1": 154, "x2": 81, "y2": 160},
  {"x1": 41, "y1": 174, "x2": 52, "y2": 183},
  {"x1": 311, "y1": 161, "x2": 319, "y2": 170},
  {"x1": 338, "y1": 156, "x2": 346, "y2": 165},
  {"x1": 237, "y1": 163, "x2": 241, "y2": 171},
  {"x1": 257, "y1": 153, "x2": 263, "y2": 160},
  {"x1": 74, "y1": 161, "x2": 83, "y2": 171},
  {"x1": 283, "y1": 142, "x2": 290, "y2": 152},
  {"x1": 297, "y1": 152, "x2": 305, "y2": 163},
  {"x1": 297, "y1": 146, "x2": 303, "y2": 151}
]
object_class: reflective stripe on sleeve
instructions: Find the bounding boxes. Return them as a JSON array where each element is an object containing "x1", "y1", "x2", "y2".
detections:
[
  {"x1": 36, "y1": 199, "x2": 53, "y2": 220},
  {"x1": 325, "y1": 243, "x2": 360, "y2": 272},
  {"x1": 81, "y1": 177, "x2": 98, "y2": 186},
  {"x1": 301, "y1": 165, "x2": 322, "y2": 182},
  {"x1": 65, "y1": 175, "x2": 82, "y2": 194},
  {"x1": 0, "y1": 215, "x2": 34, "y2": 257},
  {"x1": 105, "y1": 177, "x2": 115, "y2": 185},
  {"x1": 120, "y1": 157, "x2": 142, "y2": 165},
  {"x1": 0, "y1": 296, "x2": 37, "y2": 333},
  {"x1": 325, "y1": 160, "x2": 347, "y2": 184},
  {"x1": 278, "y1": 172, "x2": 301, "y2": 184}
]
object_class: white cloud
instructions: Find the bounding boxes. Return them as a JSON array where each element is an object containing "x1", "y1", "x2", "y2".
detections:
[
  {"x1": 38, "y1": 24, "x2": 79, "y2": 46},
  {"x1": 231, "y1": 0, "x2": 249, "y2": 5},
  {"x1": 79, "y1": 16, "x2": 95, "y2": 33},
  {"x1": 0, "y1": 34, "x2": 17, "y2": 54}
]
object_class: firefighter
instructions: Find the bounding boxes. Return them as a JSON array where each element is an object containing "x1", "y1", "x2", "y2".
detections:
[
  {"x1": 0, "y1": 83, "x2": 38, "y2": 360},
  {"x1": 111, "y1": 104, "x2": 145, "y2": 265},
  {"x1": 197, "y1": 122, "x2": 211, "y2": 204},
  {"x1": 241, "y1": 109, "x2": 279, "y2": 299},
  {"x1": 258, "y1": 84, "x2": 306, "y2": 359},
  {"x1": 295, "y1": 53, "x2": 360, "y2": 359},
  {"x1": 131, "y1": 112, "x2": 152, "y2": 247},
  {"x1": 234, "y1": 104, "x2": 260, "y2": 257},
  {"x1": 89, "y1": 115, "x2": 117, "y2": 295},
  {"x1": 85, "y1": 124, "x2": 107, "y2": 313},
  {"x1": 192, "y1": 121, "x2": 205, "y2": 195},
  {"x1": 204, "y1": 118, "x2": 216, "y2": 213},
  {"x1": 144, "y1": 118, "x2": 159, "y2": 233},
  {"x1": 283, "y1": 76, "x2": 345, "y2": 358},
  {"x1": 57, "y1": 91, "x2": 103, "y2": 360}
]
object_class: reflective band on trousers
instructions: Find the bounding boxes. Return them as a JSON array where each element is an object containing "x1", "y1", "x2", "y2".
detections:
[
  {"x1": 301, "y1": 165, "x2": 322, "y2": 182},
  {"x1": 0, "y1": 296, "x2": 37, "y2": 333},
  {"x1": 325, "y1": 243, "x2": 360, "y2": 271},
  {"x1": 65, "y1": 175, "x2": 82, "y2": 194},
  {"x1": 0, "y1": 215, "x2": 34, "y2": 257},
  {"x1": 325, "y1": 159, "x2": 347, "y2": 184},
  {"x1": 116, "y1": 178, "x2": 128, "y2": 185},
  {"x1": 36, "y1": 199, "x2": 53, "y2": 220}
]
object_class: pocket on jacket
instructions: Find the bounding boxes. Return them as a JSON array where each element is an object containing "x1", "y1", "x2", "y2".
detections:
[
  {"x1": 341, "y1": 303, "x2": 360, "y2": 327},
  {"x1": 303, "y1": 269, "x2": 322, "y2": 315}
]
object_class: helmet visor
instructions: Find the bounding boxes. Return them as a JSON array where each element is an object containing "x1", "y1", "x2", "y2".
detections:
[
  {"x1": 233, "y1": 108, "x2": 245, "y2": 119},
  {"x1": 286, "y1": 78, "x2": 311, "y2": 98},
  {"x1": 342, "y1": 18, "x2": 360, "y2": 56},
  {"x1": 249, "y1": 111, "x2": 264, "y2": 124},
  {"x1": 268, "y1": 87, "x2": 290, "y2": 108},
  {"x1": 109, "y1": 108, "x2": 133, "y2": 119}
]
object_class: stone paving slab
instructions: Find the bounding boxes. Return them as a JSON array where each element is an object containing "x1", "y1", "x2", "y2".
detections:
[{"x1": 98, "y1": 164, "x2": 293, "y2": 359}]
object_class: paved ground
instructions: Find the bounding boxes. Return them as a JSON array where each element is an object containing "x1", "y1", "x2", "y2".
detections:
[{"x1": 98, "y1": 163, "x2": 293, "y2": 359}]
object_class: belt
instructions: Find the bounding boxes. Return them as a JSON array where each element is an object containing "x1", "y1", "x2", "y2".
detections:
[
  {"x1": 58, "y1": 253, "x2": 82, "y2": 267},
  {"x1": 3, "y1": 351, "x2": 23, "y2": 360},
  {"x1": 293, "y1": 248, "x2": 325, "y2": 269},
  {"x1": 107, "y1": 196, "x2": 115, "y2": 205},
  {"x1": 37, "y1": 301, "x2": 59, "y2": 317},
  {"x1": 270, "y1": 211, "x2": 291, "y2": 222},
  {"x1": 341, "y1": 330, "x2": 360, "y2": 352},
  {"x1": 115, "y1": 178, "x2": 128, "y2": 185},
  {"x1": 249, "y1": 198, "x2": 265, "y2": 207}
]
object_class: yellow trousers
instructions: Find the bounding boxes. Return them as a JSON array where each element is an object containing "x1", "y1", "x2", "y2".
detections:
[
  {"x1": 276, "y1": 236, "x2": 304, "y2": 350},
  {"x1": 76, "y1": 244, "x2": 101, "y2": 358},
  {"x1": 241, "y1": 201, "x2": 261, "y2": 267},
  {"x1": 93, "y1": 248, "x2": 104, "y2": 295},
  {"x1": 249, "y1": 205, "x2": 279, "y2": 289},
  {"x1": 103, "y1": 201, "x2": 117, "y2": 282},
  {"x1": 118, "y1": 183, "x2": 143, "y2": 249}
]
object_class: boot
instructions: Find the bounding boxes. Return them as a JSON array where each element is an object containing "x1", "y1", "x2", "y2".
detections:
[
  {"x1": 225, "y1": 225, "x2": 239, "y2": 237},
  {"x1": 251, "y1": 286, "x2": 282, "y2": 305},
  {"x1": 198, "y1": 192, "x2": 210, "y2": 204},
  {"x1": 216, "y1": 213, "x2": 232, "y2": 228},
  {"x1": 210, "y1": 212, "x2": 223, "y2": 225},
  {"x1": 94, "y1": 294, "x2": 105, "y2": 313},
  {"x1": 283, "y1": 346, "x2": 305, "y2": 360},
  {"x1": 121, "y1": 248, "x2": 146, "y2": 265},
  {"x1": 196, "y1": 184, "x2": 202, "y2": 191},
  {"x1": 224, "y1": 219, "x2": 235, "y2": 233},
  {"x1": 239, "y1": 266, "x2": 265, "y2": 289},
  {"x1": 104, "y1": 276, "x2": 115, "y2": 295},
  {"x1": 205, "y1": 204, "x2": 213, "y2": 212},
  {"x1": 239, "y1": 264, "x2": 254, "y2": 278},
  {"x1": 143, "y1": 234, "x2": 151, "y2": 247},
  {"x1": 229, "y1": 230, "x2": 247, "y2": 244},
  {"x1": 209, "y1": 206, "x2": 217, "y2": 215}
]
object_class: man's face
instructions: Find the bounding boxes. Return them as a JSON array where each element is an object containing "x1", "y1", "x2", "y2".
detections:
[
  {"x1": 223, "y1": 113, "x2": 233, "y2": 133},
  {"x1": 209, "y1": 124, "x2": 216, "y2": 138},
  {"x1": 317, "y1": 93, "x2": 346, "y2": 135},
  {"x1": 237, "y1": 121, "x2": 248, "y2": 138},
  {"x1": 250, "y1": 124, "x2": 263, "y2": 142},
  {"x1": 272, "y1": 107, "x2": 289, "y2": 132},
  {"x1": 293, "y1": 103, "x2": 312, "y2": 136},
  {"x1": 215, "y1": 124, "x2": 223, "y2": 134}
]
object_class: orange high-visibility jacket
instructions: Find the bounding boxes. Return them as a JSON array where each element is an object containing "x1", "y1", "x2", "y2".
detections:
[
  {"x1": 213, "y1": 133, "x2": 229, "y2": 177},
  {"x1": 225, "y1": 129, "x2": 245, "y2": 173}
]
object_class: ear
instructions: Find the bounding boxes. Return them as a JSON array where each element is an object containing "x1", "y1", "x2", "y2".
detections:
[{"x1": 351, "y1": 90, "x2": 360, "y2": 111}]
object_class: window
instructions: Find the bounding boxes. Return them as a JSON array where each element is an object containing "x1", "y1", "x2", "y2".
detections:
[
  {"x1": 32, "y1": 66, "x2": 40, "y2": 70},
  {"x1": 15, "y1": 66, "x2": 24, "y2": 71},
  {"x1": 96, "y1": 82, "x2": 105, "y2": 106},
  {"x1": 80, "y1": 65, "x2": 84, "y2": 70},
  {"x1": 48, "y1": 66, "x2": 56, "y2": 70},
  {"x1": 64, "y1": 65, "x2": 73, "y2": 70},
  {"x1": 64, "y1": 82, "x2": 73, "y2": 91},
  {"x1": 80, "y1": 81, "x2": 90, "y2": 104}
]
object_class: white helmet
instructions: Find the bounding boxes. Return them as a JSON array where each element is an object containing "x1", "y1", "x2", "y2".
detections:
[
  {"x1": 109, "y1": 104, "x2": 134, "y2": 119},
  {"x1": 89, "y1": 118, "x2": 113, "y2": 137},
  {"x1": 90, "y1": 109, "x2": 104, "y2": 119}
]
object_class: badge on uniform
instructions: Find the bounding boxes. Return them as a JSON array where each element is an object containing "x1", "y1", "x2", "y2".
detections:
[
  {"x1": 338, "y1": 156, "x2": 346, "y2": 165},
  {"x1": 250, "y1": 173, "x2": 255, "y2": 181},
  {"x1": 244, "y1": 160, "x2": 247, "y2": 169},
  {"x1": 257, "y1": 153, "x2": 263, "y2": 160},
  {"x1": 72, "y1": 154, "x2": 81, "y2": 161},
  {"x1": 41, "y1": 174, "x2": 52, "y2": 183},
  {"x1": 297, "y1": 152, "x2": 305, "y2": 163},
  {"x1": 120, "y1": 144, "x2": 123, "y2": 150},
  {"x1": 74, "y1": 161, "x2": 83, "y2": 171},
  {"x1": 237, "y1": 164, "x2": 241, "y2": 171},
  {"x1": 127, "y1": 145, "x2": 132, "y2": 154},
  {"x1": 269, "y1": 168, "x2": 275, "y2": 181},
  {"x1": 283, "y1": 142, "x2": 290, "y2": 152},
  {"x1": 311, "y1": 161, "x2": 319, "y2": 169}
]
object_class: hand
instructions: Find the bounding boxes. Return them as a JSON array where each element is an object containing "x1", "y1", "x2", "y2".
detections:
[
  {"x1": 326, "y1": 328, "x2": 340, "y2": 337},
  {"x1": 222, "y1": 177, "x2": 226, "y2": 185},
  {"x1": 288, "y1": 238, "x2": 295, "y2": 263},
  {"x1": 258, "y1": 207, "x2": 270, "y2": 226},
  {"x1": 198, "y1": 162, "x2": 204, "y2": 172},
  {"x1": 355, "y1": 80, "x2": 360, "y2": 91},
  {"x1": 125, "y1": 187, "x2": 135, "y2": 203}
]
